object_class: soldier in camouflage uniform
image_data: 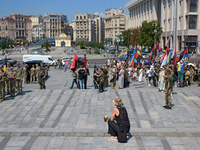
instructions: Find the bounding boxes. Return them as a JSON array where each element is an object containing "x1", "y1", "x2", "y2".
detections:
[
  {"x1": 6, "y1": 62, "x2": 11, "y2": 94},
  {"x1": 35, "y1": 64, "x2": 41, "y2": 84},
  {"x1": 0, "y1": 65, "x2": 6, "y2": 101},
  {"x1": 30, "y1": 65, "x2": 36, "y2": 84},
  {"x1": 7, "y1": 67, "x2": 16, "y2": 97},
  {"x1": 198, "y1": 70, "x2": 200, "y2": 86},
  {"x1": 23, "y1": 64, "x2": 28, "y2": 84},
  {"x1": 14, "y1": 62, "x2": 23, "y2": 94}
]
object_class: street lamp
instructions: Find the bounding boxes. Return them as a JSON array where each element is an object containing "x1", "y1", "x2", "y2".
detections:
[
  {"x1": 116, "y1": 36, "x2": 123, "y2": 59},
  {"x1": 152, "y1": 22, "x2": 157, "y2": 47}
]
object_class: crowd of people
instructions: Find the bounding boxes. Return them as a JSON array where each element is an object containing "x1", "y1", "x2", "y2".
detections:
[{"x1": 70, "y1": 57, "x2": 200, "y2": 109}]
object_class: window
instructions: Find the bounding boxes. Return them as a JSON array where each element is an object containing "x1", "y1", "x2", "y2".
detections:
[
  {"x1": 189, "y1": 15, "x2": 197, "y2": 29},
  {"x1": 168, "y1": 0, "x2": 171, "y2": 4},
  {"x1": 190, "y1": 0, "x2": 198, "y2": 12},
  {"x1": 163, "y1": 0, "x2": 166, "y2": 6},
  {"x1": 76, "y1": 16, "x2": 78, "y2": 20}
]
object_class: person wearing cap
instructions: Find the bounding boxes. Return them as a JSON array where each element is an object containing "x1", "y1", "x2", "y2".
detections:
[
  {"x1": 7, "y1": 67, "x2": 16, "y2": 97},
  {"x1": 23, "y1": 64, "x2": 28, "y2": 84},
  {"x1": 14, "y1": 62, "x2": 23, "y2": 94},
  {"x1": 0, "y1": 65, "x2": 6, "y2": 101},
  {"x1": 30, "y1": 65, "x2": 36, "y2": 84},
  {"x1": 107, "y1": 96, "x2": 130, "y2": 140},
  {"x1": 35, "y1": 64, "x2": 41, "y2": 84},
  {"x1": 6, "y1": 62, "x2": 11, "y2": 94}
]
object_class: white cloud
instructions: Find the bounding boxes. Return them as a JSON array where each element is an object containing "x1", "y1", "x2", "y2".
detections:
[{"x1": 94, "y1": 12, "x2": 105, "y2": 18}]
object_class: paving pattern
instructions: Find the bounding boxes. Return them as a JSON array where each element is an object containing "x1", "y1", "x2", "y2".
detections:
[{"x1": 0, "y1": 68, "x2": 200, "y2": 150}]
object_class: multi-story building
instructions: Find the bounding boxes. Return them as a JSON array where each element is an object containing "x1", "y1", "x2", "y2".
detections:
[
  {"x1": 0, "y1": 14, "x2": 32, "y2": 42},
  {"x1": 73, "y1": 13, "x2": 104, "y2": 43},
  {"x1": 93, "y1": 17, "x2": 105, "y2": 43},
  {"x1": 32, "y1": 23, "x2": 44, "y2": 42},
  {"x1": 105, "y1": 8, "x2": 129, "y2": 45},
  {"x1": 43, "y1": 14, "x2": 64, "y2": 38},
  {"x1": 30, "y1": 15, "x2": 42, "y2": 27},
  {"x1": 63, "y1": 23, "x2": 73, "y2": 40},
  {"x1": 126, "y1": 0, "x2": 200, "y2": 54}
]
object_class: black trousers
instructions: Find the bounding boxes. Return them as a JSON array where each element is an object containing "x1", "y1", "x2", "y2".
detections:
[
  {"x1": 99, "y1": 81, "x2": 104, "y2": 92},
  {"x1": 108, "y1": 120, "x2": 130, "y2": 136}
]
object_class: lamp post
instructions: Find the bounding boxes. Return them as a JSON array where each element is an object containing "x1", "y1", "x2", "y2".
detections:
[
  {"x1": 173, "y1": 0, "x2": 177, "y2": 50},
  {"x1": 116, "y1": 36, "x2": 123, "y2": 59},
  {"x1": 152, "y1": 22, "x2": 157, "y2": 47}
]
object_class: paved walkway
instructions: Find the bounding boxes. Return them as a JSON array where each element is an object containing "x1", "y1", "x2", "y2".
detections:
[{"x1": 0, "y1": 69, "x2": 200, "y2": 149}]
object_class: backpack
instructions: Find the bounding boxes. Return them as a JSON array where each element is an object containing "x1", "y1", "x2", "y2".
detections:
[{"x1": 117, "y1": 126, "x2": 127, "y2": 143}]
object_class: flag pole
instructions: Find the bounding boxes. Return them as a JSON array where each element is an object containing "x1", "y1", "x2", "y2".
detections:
[{"x1": 173, "y1": 0, "x2": 177, "y2": 51}]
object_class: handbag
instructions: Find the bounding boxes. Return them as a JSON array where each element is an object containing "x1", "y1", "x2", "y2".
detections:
[{"x1": 117, "y1": 125, "x2": 127, "y2": 143}]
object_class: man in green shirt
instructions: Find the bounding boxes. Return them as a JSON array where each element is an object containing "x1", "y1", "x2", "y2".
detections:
[{"x1": 164, "y1": 70, "x2": 173, "y2": 109}]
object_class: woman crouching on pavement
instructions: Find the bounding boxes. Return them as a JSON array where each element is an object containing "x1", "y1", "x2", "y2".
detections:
[{"x1": 107, "y1": 96, "x2": 130, "y2": 141}]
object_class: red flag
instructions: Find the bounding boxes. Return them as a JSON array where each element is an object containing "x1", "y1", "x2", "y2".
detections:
[
  {"x1": 82, "y1": 56, "x2": 88, "y2": 69},
  {"x1": 149, "y1": 46, "x2": 156, "y2": 60},
  {"x1": 70, "y1": 53, "x2": 78, "y2": 70},
  {"x1": 173, "y1": 49, "x2": 177, "y2": 68},
  {"x1": 177, "y1": 48, "x2": 188, "y2": 62}
]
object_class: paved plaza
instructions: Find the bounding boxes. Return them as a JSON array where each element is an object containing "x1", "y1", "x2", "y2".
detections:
[{"x1": 0, "y1": 68, "x2": 200, "y2": 150}]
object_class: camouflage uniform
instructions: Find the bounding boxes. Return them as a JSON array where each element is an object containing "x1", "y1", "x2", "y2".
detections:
[
  {"x1": 7, "y1": 67, "x2": 16, "y2": 97},
  {"x1": 6, "y1": 62, "x2": 11, "y2": 94},
  {"x1": 14, "y1": 63, "x2": 23, "y2": 94},
  {"x1": 23, "y1": 64, "x2": 28, "y2": 84},
  {"x1": 35, "y1": 64, "x2": 41, "y2": 84},
  {"x1": 0, "y1": 65, "x2": 6, "y2": 100},
  {"x1": 30, "y1": 65, "x2": 36, "y2": 83}
]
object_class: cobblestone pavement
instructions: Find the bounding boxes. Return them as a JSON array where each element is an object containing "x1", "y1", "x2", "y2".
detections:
[{"x1": 0, "y1": 68, "x2": 200, "y2": 150}]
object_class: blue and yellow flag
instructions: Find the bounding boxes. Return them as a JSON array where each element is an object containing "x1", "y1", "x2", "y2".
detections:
[
  {"x1": 129, "y1": 47, "x2": 138, "y2": 63},
  {"x1": 3, "y1": 57, "x2": 7, "y2": 72},
  {"x1": 118, "y1": 51, "x2": 127, "y2": 61}
]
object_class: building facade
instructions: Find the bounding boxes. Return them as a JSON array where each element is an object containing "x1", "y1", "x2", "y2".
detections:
[
  {"x1": 32, "y1": 23, "x2": 44, "y2": 42},
  {"x1": 43, "y1": 14, "x2": 64, "y2": 38},
  {"x1": 126, "y1": 0, "x2": 200, "y2": 54},
  {"x1": 0, "y1": 14, "x2": 32, "y2": 42},
  {"x1": 30, "y1": 15, "x2": 42, "y2": 27},
  {"x1": 105, "y1": 8, "x2": 129, "y2": 45},
  {"x1": 73, "y1": 13, "x2": 104, "y2": 43}
]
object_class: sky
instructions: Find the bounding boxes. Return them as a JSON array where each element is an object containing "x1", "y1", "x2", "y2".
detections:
[{"x1": 0, "y1": 0, "x2": 130, "y2": 23}]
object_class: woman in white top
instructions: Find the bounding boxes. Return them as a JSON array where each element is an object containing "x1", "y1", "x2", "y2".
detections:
[
  {"x1": 138, "y1": 68, "x2": 143, "y2": 82},
  {"x1": 132, "y1": 68, "x2": 137, "y2": 81}
]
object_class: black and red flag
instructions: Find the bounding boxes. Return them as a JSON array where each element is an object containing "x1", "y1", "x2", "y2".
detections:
[
  {"x1": 70, "y1": 53, "x2": 79, "y2": 71},
  {"x1": 149, "y1": 46, "x2": 156, "y2": 61},
  {"x1": 177, "y1": 48, "x2": 188, "y2": 62}
]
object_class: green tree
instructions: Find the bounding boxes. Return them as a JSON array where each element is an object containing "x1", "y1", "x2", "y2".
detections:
[
  {"x1": 120, "y1": 29, "x2": 132, "y2": 48},
  {"x1": 44, "y1": 40, "x2": 51, "y2": 53},
  {"x1": 41, "y1": 43, "x2": 44, "y2": 48},
  {"x1": 94, "y1": 47, "x2": 100, "y2": 54},
  {"x1": 137, "y1": 20, "x2": 162, "y2": 48},
  {"x1": 130, "y1": 28, "x2": 140, "y2": 47},
  {"x1": 1, "y1": 41, "x2": 6, "y2": 50}
]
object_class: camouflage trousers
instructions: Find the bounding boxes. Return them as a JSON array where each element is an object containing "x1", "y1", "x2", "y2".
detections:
[{"x1": 165, "y1": 89, "x2": 172, "y2": 107}]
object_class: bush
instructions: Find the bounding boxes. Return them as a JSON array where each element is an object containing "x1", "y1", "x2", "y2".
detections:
[{"x1": 94, "y1": 48, "x2": 100, "y2": 54}]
